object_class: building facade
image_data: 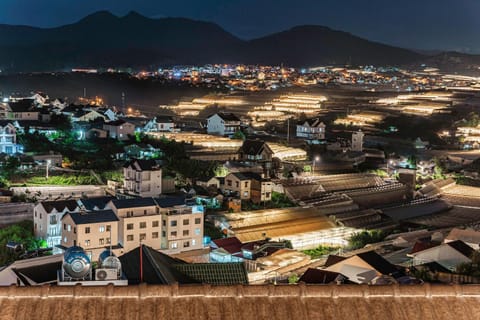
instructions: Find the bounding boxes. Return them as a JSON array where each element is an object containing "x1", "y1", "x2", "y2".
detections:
[
  {"x1": 0, "y1": 121, "x2": 22, "y2": 154},
  {"x1": 296, "y1": 119, "x2": 326, "y2": 140},
  {"x1": 207, "y1": 113, "x2": 241, "y2": 137},
  {"x1": 123, "y1": 159, "x2": 162, "y2": 197}
]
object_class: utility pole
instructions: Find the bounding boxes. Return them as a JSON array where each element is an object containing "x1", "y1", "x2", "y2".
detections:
[
  {"x1": 45, "y1": 159, "x2": 51, "y2": 179},
  {"x1": 287, "y1": 118, "x2": 290, "y2": 145}
]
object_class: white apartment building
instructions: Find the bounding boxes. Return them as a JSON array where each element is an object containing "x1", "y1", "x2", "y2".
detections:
[
  {"x1": 207, "y1": 113, "x2": 241, "y2": 137},
  {"x1": 0, "y1": 121, "x2": 22, "y2": 154},
  {"x1": 296, "y1": 118, "x2": 326, "y2": 140}
]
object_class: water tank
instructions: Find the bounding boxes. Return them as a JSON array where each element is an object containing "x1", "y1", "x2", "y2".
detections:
[
  {"x1": 98, "y1": 249, "x2": 121, "y2": 270},
  {"x1": 63, "y1": 246, "x2": 91, "y2": 279}
]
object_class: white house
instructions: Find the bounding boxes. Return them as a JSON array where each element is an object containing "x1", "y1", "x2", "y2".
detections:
[
  {"x1": 0, "y1": 121, "x2": 22, "y2": 154},
  {"x1": 296, "y1": 118, "x2": 326, "y2": 140},
  {"x1": 144, "y1": 116, "x2": 177, "y2": 132},
  {"x1": 207, "y1": 113, "x2": 241, "y2": 137},
  {"x1": 103, "y1": 119, "x2": 135, "y2": 140},
  {"x1": 123, "y1": 159, "x2": 163, "y2": 197},
  {"x1": 33, "y1": 200, "x2": 79, "y2": 254},
  {"x1": 410, "y1": 240, "x2": 473, "y2": 271}
]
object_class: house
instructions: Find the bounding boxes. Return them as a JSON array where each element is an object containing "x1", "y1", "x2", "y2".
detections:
[
  {"x1": 207, "y1": 112, "x2": 241, "y2": 137},
  {"x1": 445, "y1": 228, "x2": 480, "y2": 250},
  {"x1": 106, "y1": 198, "x2": 162, "y2": 253},
  {"x1": 97, "y1": 107, "x2": 117, "y2": 121},
  {"x1": 72, "y1": 109, "x2": 106, "y2": 122},
  {"x1": 296, "y1": 118, "x2": 326, "y2": 140},
  {"x1": 60, "y1": 209, "x2": 120, "y2": 261},
  {"x1": 196, "y1": 176, "x2": 221, "y2": 190},
  {"x1": 33, "y1": 200, "x2": 79, "y2": 253},
  {"x1": 123, "y1": 159, "x2": 162, "y2": 197},
  {"x1": 144, "y1": 116, "x2": 177, "y2": 132},
  {"x1": 5, "y1": 99, "x2": 39, "y2": 120},
  {"x1": 410, "y1": 240, "x2": 474, "y2": 271},
  {"x1": 103, "y1": 119, "x2": 135, "y2": 140},
  {"x1": 0, "y1": 121, "x2": 22, "y2": 154},
  {"x1": 223, "y1": 172, "x2": 272, "y2": 203},
  {"x1": 224, "y1": 172, "x2": 253, "y2": 200},
  {"x1": 238, "y1": 139, "x2": 274, "y2": 163},
  {"x1": 324, "y1": 251, "x2": 403, "y2": 284}
]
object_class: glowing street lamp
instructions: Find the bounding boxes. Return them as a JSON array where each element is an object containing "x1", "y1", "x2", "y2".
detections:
[{"x1": 312, "y1": 156, "x2": 320, "y2": 175}]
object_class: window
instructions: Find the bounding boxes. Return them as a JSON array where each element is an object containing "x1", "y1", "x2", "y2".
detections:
[
  {"x1": 144, "y1": 209, "x2": 147, "y2": 215},
  {"x1": 35, "y1": 211, "x2": 37, "y2": 218},
  {"x1": 171, "y1": 231, "x2": 177, "y2": 237},
  {"x1": 63, "y1": 237, "x2": 67, "y2": 243},
  {"x1": 227, "y1": 180, "x2": 232, "y2": 187},
  {"x1": 49, "y1": 215, "x2": 57, "y2": 225},
  {"x1": 152, "y1": 221, "x2": 159, "y2": 227},
  {"x1": 140, "y1": 233, "x2": 146, "y2": 241},
  {"x1": 244, "y1": 191, "x2": 249, "y2": 197},
  {"x1": 85, "y1": 227, "x2": 90, "y2": 234},
  {"x1": 152, "y1": 232, "x2": 159, "y2": 239},
  {"x1": 85, "y1": 240, "x2": 90, "y2": 247},
  {"x1": 195, "y1": 218, "x2": 201, "y2": 224},
  {"x1": 63, "y1": 223, "x2": 66, "y2": 230},
  {"x1": 74, "y1": 227, "x2": 77, "y2": 234},
  {"x1": 183, "y1": 219, "x2": 189, "y2": 226},
  {"x1": 106, "y1": 237, "x2": 111, "y2": 244},
  {"x1": 183, "y1": 241, "x2": 190, "y2": 248},
  {"x1": 244, "y1": 181, "x2": 248, "y2": 188},
  {"x1": 106, "y1": 225, "x2": 111, "y2": 232},
  {"x1": 171, "y1": 242, "x2": 177, "y2": 249},
  {"x1": 40, "y1": 213, "x2": 42, "y2": 219},
  {"x1": 235, "y1": 181, "x2": 239, "y2": 188},
  {"x1": 194, "y1": 228, "x2": 201, "y2": 235},
  {"x1": 127, "y1": 223, "x2": 134, "y2": 230},
  {"x1": 99, "y1": 238, "x2": 104, "y2": 245},
  {"x1": 170, "y1": 220, "x2": 177, "y2": 227},
  {"x1": 162, "y1": 231, "x2": 166, "y2": 237},
  {"x1": 162, "y1": 220, "x2": 166, "y2": 226},
  {"x1": 183, "y1": 230, "x2": 189, "y2": 236},
  {"x1": 139, "y1": 222, "x2": 147, "y2": 229},
  {"x1": 99, "y1": 226, "x2": 105, "y2": 233},
  {"x1": 127, "y1": 235, "x2": 134, "y2": 241},
  {"x1": 192, "y1": 239, "x2": 196, "y2": 246}
]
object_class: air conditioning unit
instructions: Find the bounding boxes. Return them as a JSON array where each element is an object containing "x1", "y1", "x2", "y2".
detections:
[{"x1": 95, "y1": 268, "x2": 118, "y2": 281}]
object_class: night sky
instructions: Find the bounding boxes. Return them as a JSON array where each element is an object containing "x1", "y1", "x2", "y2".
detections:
[{"x1": 0, "y1": 0, "x2": 478, "y2": 53}]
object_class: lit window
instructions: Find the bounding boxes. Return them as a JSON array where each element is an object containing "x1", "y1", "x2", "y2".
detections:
[
  {"x1": 194, "y1": 228, "x2": 201, "y2": 235},
  {"x1": 192, "y1": 239, "x2": 196, "y2": 246},
  {"x1": 106, "y1": 237, "x2": 111, "y2": 244},
  {"x1": 171, "y1": 242, "x2": 177, "y2": 249},
  {"x1": 85, "y1": 240, "x2": 90, "y2": 247},
  {"x1": 99, "y1": 226, "x2": 105, "y2": 233},
  {"x1": 67, "y1": 225, "x2": 71, "y2": 232}
]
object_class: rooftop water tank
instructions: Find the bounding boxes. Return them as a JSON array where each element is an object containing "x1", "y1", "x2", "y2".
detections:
[
  {"x1": 98, "y1": 249, "x2": 121, "y2": 270},
  {"x1": 63, "y1": 246, "x2": 91, "y2": 279}
]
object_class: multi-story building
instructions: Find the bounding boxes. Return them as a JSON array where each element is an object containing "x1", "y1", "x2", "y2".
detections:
[
  {"x1": 159, "y1": 200, "x2": 204, "y2": 253},
  {"x1": 144, "y1": 116, "x2": 177, "y2": 132},
  {"x1": 107, "y1": 198, "x2": 162, "y2": 253},
  {"x1": 5, "y1": 99, "x2": 39, "y2": 120},
  {"x1": 224, "y1": 172, "x2": 252, "y2": 200},
  {"x1": 61, "y1": 209, "x2": 120, "y2": 261},
  {"x1": 223, "y1": 172, "x2": 272, "y2": 203},
  {"x1": 103, "y1": 119, "x2": 135, "y2": 140},
  {"x1": 207, "y1": 113, "x2": 241, "y2": 137},
  {"x1": 238, "y1": 139, "x2": 273, "y2": 163},
  {"x1": 296, "y1": 118, "x2": 326, "y2": 140},
  {"x1": 0, "y1": 121, "x2": 22, "y2": 154},
  {"x1": 123, "y1": 159, "x2": 162, "y2": 197},
  {"x1": 33, "y1": 200, "x2": 79, "y2": 254},
  {"x1": 351, "y1": 130, "x2": 364, "y2": 152}
]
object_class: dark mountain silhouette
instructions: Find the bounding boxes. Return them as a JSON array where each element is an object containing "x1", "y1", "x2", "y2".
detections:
[{"x1": 0, "y1": 10, "x2": 438, "y2": 72}]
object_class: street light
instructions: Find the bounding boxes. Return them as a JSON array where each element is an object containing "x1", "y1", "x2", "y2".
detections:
[{"x1": 312, "y1": 156, "x2": 320, "y2": 175}]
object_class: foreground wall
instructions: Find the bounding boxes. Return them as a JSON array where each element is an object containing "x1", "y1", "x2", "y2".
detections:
[{"x1": 0, "y1": 283, "x2": 480, "y2": 320}]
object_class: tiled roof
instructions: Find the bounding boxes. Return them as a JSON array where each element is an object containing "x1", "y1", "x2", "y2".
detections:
[
  {"x1": 40, "y1": 200, "x2": 78, "y2": 213},
  {"x1": 65, "y1": 209, "x2": 119, "y2": 225},
  {"x1": 123, "y1": 159, "x2": 161, "y2": 171},
  {"x1": 2, "y1": 284, "x2": 480, "y2": 320},
  {"x1": 79, "y1": 196, "x2": 114, "y2": 211},
  {"x1": 154, "y1": 195, "x2": 186, "y2": 208},
  {"x1": 357, "y1": 251, "x2": 402, "y2": 277},
  {"x1": 324, "y1": 254, "x2": 347, "y2": 267},
  {"x1": 299, "y1": 268, "x2": 344, "y2": 284},
  {"x1": 8, "y1": 99, "x2": 35, "y2": 112},
  {"x1": 446, "y1": 240, "x2": 474, "y2": 258},
  {"x1": 240, "y1": 139, "x2": 271, "y2": 156},
  {"x1": 110, "y1": 198, "x2": 157, "y2": 209},
  {"x1": 209, "y1": 112, "x2": 240, "y2": 122},
  {"x1": 173, "y1": 263, "x2": 248, "y2": 285}
]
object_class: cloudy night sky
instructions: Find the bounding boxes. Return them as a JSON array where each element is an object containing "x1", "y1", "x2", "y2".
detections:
[{"x1": 0, "y1": 0, "x2": 478, "y2": 53}]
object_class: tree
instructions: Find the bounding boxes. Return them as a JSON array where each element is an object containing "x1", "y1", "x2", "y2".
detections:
[
  {"x1": 288, "y1": 273, "x2": 299, "y2": 284},
  {"x1": 348, "y1": 230, "x2": 386, "y2": 250},
  {"x1": 232, "y1": 130, "x2": 246, "y2": 140},
  {"x1": 0, "y1": 220, "x2": 41, "y2": 266}
]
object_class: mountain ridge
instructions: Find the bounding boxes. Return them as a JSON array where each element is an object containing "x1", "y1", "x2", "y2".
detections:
[{"x1": 0, "y1": 10, "x2": 476, "y2": 73}]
